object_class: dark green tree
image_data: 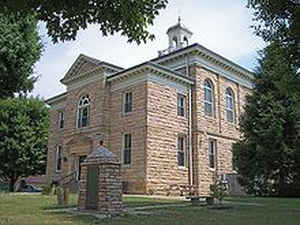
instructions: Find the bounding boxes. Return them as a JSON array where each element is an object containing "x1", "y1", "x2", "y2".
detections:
[
  {"x1": 0, "y1": 0, "x2": 168, "y2": 44},
  {"x1": 233, "y1": 42, "x2": 300, "y2": 196},
  {"x1": 0, "y1": 12, "x2": 42, "y2": 99},
  {"x1": 247, "y1": 0, "x2": 300, "y2": 66},
  {"x1": 0, "y1": 97, "x2": 49, "y2": 192}
]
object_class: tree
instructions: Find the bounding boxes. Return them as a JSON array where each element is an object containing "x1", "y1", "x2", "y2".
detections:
[
  {"x1": 0, "y1": 12, "x2": 42, "y2": 99},
  {"x1": 233, "y1": 42, "x2": 300, "y2": 196},
  {"x1": 0, "y1": 97, "x2": 49, "y2": 192},
  {"x1": 0, "y1": 0, "x2": 168, "y2": 44},
  {"x1": 247, "y1": 0, "x2": 300, "y2": 66}
]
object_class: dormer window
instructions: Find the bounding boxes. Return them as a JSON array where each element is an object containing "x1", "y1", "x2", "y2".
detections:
[{"x1": 77, "y1": 95, "x2": 90, "y2": 128}]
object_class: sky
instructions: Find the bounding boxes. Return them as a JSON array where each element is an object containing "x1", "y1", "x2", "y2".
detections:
[{"x1": 32, "y1": 0, "x2": 266, "y2": 99}]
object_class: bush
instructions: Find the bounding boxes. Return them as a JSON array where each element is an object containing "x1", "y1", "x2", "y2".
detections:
[
  {"x1": 42, "y1": 184, "x2": 53, "y2": 195},
  {"x1": 210, "y1": 179, "x2": 228, "y2": 204},
  {"x1": 0, "y1": 183, "x2": 8, "y2": 192}
]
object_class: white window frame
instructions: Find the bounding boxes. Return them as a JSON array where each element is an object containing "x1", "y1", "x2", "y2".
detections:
[
  {"x1": 225, "y1": 88, "x2": 235, "y2": 123},
  {"x1": 122, "y1": 133, "x2": 132, "y2": 166},
  {"x1": 177, "y1": 94, "x2": 186, "y2": 117},
  {"x1": 177, "y1": 135, "x2": 187, "y2": 168},
  {"x1": 77, "y1": 95, "x2": 90, "y2": 128},
  {"x1": 204, "y1": 79, "x2": 214, "y2": 117},
  {"x1": 57, "y1": 111, "x2": 64, "y2": 129},
  {"x1": 56, "y1": 145, "x2": 62, "y2": 172},
  {"x1": 208, "y1": 139, "x2": 216, "y2": 170},
  {"x1": 123, "y1": 92, "x2": 132, "y2": 114}
]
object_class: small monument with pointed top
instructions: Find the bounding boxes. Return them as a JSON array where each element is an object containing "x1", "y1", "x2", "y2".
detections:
[{"x1": 77, "y1": 140, "x2": 124, "y2": 215}]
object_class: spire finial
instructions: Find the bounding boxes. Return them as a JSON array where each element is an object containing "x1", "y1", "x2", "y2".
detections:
[{"x1": 178, "y1": 16, "x2": 181, "y2": 25}]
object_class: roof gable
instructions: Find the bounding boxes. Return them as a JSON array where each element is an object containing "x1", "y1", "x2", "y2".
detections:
[{"x1": 62, "y1": 54, "x2": 102, "y2": 82}]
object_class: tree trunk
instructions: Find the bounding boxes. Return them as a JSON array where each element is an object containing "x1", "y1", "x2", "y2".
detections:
[{"x1": 9, "y1": 178, "x2": 16, "y2": 192}]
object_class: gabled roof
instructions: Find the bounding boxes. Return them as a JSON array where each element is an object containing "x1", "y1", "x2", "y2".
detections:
[
  {"x1": 107, "y1": 61, "x2": 193, "y2": 85},
  {"x1": 61, "y1": 54, "x2": 123, "y2": 85}
]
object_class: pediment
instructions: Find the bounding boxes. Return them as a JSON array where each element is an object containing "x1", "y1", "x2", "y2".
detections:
[{"x1": 62, "y1": 54, "x2": 102, "y2": 82}]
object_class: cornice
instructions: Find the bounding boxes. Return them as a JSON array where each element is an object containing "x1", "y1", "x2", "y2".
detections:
[
  {"x1": 107, "y1": 62, "x2": 194, "y2": 86},
  {"x1": 45, "y1": 92, "x2": 67, "y2": 105},
  {"x1": 152, "y1": 43, "x2": 254, "y2": 86}
]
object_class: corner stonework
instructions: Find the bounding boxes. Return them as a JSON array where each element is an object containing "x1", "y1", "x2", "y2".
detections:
[{"x1": 77, "y1": 143, "x2": 124, "y2": 215}]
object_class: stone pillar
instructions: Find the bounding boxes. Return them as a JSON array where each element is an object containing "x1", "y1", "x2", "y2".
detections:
[{"x1": 77, "y1": 143, "x2": 124, "y2": 215}]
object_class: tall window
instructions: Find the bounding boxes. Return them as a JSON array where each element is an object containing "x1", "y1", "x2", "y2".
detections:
[
  {"x1": 204, "y1": 79, "x2": 214, "y2": 116},
  {"x1": 177, "y1": 94, "x2": 186, "y2": 117},
  {"x1": 58, "y1": 111, "x2": 64, "y2": 129},
  {"x1": 177, "y1": 136, "x2": 187, "y2": 167},
  {"x1": 123, "y1": 92, "x2": 132, "y2": 113},
  {"x1": 208, "y1": 139, "x2": 216, "y2": 169},
  {"x1": 123, "y1": 134, "x2": 131, "y2": 165},
  {"x1": 226, "y1": 88, "x2": 235, "y2": 123},
  {"x1": 77, "y1": 95, "x2": 90, "y2": 128},
  {"x1": 56, "y1": 146, "x2": 62, "y2": 172}
]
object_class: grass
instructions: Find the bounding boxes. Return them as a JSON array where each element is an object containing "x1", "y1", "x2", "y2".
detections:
[{"x1": 0, "y1": 193, "x2": 300, "y2": 225}]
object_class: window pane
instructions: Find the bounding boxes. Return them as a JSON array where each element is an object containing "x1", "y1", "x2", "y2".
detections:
[
  {"x1": 227, "y1": 110, "x2": 234, "y2": 122},
  {"x1": 205, "y1": 102, "x2": 212, "y2": 116},
  {"x1": 177, "y1": 95, "x2": 185, "y2": 116},
  {"x1": 204, "y1": 88, "x2": 212, "y2": 102},
  {"x1": 208, "y1": 140, "x2": 215, "y2": 169},
  {"x1": 209, "y1": 154, "x2": 215, "y2": 168},
  {"x1": 124, "y1": 93, "x2": 132, "y2": 113},
  {"x1": 124, "y1": 134, "x2": 131, "y2": 165},
  {"x1": 178, "y1": 151, "x2": 184, "y2": 166},
  {"x1": 56, "y1": 147, "x2": 62, "y2": 171},
  {"x1": 124, "y1": 149, "x2": 131, "y2": 164}
]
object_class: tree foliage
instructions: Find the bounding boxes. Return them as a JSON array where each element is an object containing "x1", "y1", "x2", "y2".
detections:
[
  {"x1": 0, "y1": 12, "x2": 42, "y2": 99},
  {"x1": 233, "y1": 42, "x2": 300, "y2": 196},
  {"x1": 0, "y1": 97, "x2": 49, "y2": 192},
  {"x1": 247, "y1": 0, "x2": 300, "y2": 66},
  {"x1": 0, "y1": 0, "x2": 168, "y2": 44}
]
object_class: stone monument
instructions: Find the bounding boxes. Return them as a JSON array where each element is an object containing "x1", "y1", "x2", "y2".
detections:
[{"x1": 77, "y1": 141, "x2": 124, "y2": 214}]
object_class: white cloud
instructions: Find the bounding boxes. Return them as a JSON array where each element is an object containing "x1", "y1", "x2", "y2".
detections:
[{"x1": 32, "y1": 0, "x2": 266, "y2": 99}]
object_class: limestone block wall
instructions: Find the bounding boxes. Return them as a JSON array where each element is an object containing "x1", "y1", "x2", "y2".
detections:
[
  {"x1": 47, "y1": 76, "x2": 110, "y2": 182},
  {"x1": 190, "y1": 65, "x2": 252, "y2": 195},
  {"x1": 109, "y1": 81, "x2": 147, "y2": 193},
  {"x1": 146, "y1": 81, "x2": 189, "y2": 195},
  {"x1": 46, "y1": 100, "x2": 66, "y2": 182}
]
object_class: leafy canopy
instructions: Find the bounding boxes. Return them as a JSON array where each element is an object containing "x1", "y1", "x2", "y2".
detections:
[
  {"x1": 0, "y1": 0, "x2": 168, "y2": 44},
  {"x1": 247, "y1": 0, "x2": 300, "y2": 66},
  {"x1": 233, "y1": 42, "x2": 300, "y2": 196},
  {"x1": 0, "y1": 12, "x2": 42, "y2": 98},
  {"x1": 0, "y1": 97, "x2": 49, "y2": 191}
]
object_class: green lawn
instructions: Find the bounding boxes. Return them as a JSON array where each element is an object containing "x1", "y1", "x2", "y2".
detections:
[{"x1": 0, "y1": 193, "x2": 299, "y2": 225}]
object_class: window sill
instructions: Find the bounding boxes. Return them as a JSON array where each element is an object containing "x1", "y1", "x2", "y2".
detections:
[
  {"x1": 177, "y1": 115, "x2": 188, "y2": 120},
  {"x1": 122, "y1": 164, "x2": 131, "y2": 169},
  {"x1": 203, "y1": 115, "x2": 217, "y2": 121},
  {"x1": 122, "y1": 112, "x2": 132, "y2": 116},
  {"x1": 178, "y1": 166, "x2": 188, "y2": 170},
  {"x1": 225, "y1": 121, "x2": 239, "y2": 128},
  {"x1": 208, "y1": 167, "x2": 216, "y2": 172}
]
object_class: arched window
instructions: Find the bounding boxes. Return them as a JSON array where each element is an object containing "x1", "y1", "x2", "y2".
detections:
[
  {"x1": 226, "y1": 88, "x2": 235, "y2": 123},
  {"x1": 77, "y1": 95, "x2": 90, "y2": 128},
  {"x1": 183, "y1": 36, "x2": 189, "y2": 47},
  {"x1": 172, "y1": 37, "x2": 178, "y2": 48},
  {"x1": 204, "y1": 79, "x2": 214, "y2": 116}
]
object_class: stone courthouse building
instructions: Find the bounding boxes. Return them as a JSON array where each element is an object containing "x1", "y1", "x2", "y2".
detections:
[{"x1": 46, "y1": 19, "x2": 253, "y2": 196}]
